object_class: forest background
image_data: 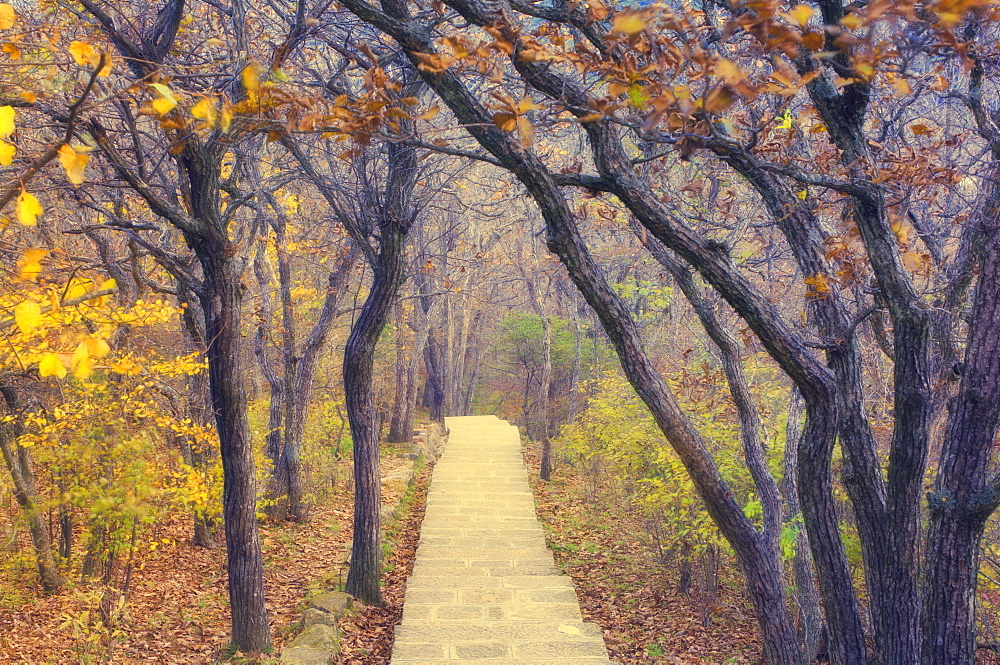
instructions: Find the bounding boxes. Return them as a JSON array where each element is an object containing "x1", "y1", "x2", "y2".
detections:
[{"x1": 1, "y1": 0, "x2": 1000, "y2": 664}]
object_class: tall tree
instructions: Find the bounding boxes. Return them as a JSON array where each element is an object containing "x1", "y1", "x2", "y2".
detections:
[
  {"x1": 72, "y1": 0, "x2": 326, "y2": 649},
  {"x1": 284, "y1": 68, "x2": 422, "y2": 603}
]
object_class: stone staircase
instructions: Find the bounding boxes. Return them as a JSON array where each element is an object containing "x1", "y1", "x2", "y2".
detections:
[{"x1": 390, "y1": 415, "x2": 613, "y2": 664}]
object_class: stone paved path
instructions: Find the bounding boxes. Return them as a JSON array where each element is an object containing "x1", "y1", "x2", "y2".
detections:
[{"x1": 391, "y1": 415, "x2": 613, "y2": 664}]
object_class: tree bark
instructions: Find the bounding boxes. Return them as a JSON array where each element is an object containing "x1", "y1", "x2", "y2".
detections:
[
  {"x1": 342, "y1": 108, "x2": 419, "y2": 604},
  {"x1": 922, "y1": 170, "x2": 1000, "y2": 665},
  {"x1": 784, "y1": 389, "x2": 825, "y2": 664},
  {"x1": 0, "y1": 387, "x2": 65, "y2": 594},
  {"x1": 194, "y1": 242, "x2": 271, "y2": 652}
]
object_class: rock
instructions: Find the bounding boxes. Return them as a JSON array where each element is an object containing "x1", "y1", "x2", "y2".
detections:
[
  {"x1": 279, "y1": 646, "x2": 332, "y2": 665},
  {"x1": 380, "y1": 505, "x2": 398, "y2": 524},
  {"x1": 309, "y1": 591, "x2": 352, "y2": 617},
  {"x1": 302, "y1": 608, "x2": 338, "y2": 629},
  {"x1": 287, "y1": 624, "x2": 338, "y2": 651}
]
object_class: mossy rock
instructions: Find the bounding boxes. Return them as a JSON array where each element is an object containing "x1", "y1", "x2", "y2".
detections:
[
  {"x1": 309, "y1": 591, "x2": 352, "y2": 617},
  {"x1": 287, "y1": 624, "x2": 338, "y2": 650}
]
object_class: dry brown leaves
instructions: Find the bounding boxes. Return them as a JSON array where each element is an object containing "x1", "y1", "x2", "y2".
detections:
[
  {"x1": 0, "y1": 453, "x2": 422, "y2": 664},
  {"x1": 523, "y1": 443, "x2": 762, "y2": 665},
  {"x1": 336, "y1": 458, "x2": 434, "y2": 664}
]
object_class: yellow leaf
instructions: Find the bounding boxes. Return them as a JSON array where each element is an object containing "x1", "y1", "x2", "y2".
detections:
[
  {"x1": 804, "y1": 273, "x2": 830, "y2": 296},
  {"x1": 517, "y1": 115, "x2": 535, "y2": 148},
  {"x1": 69, "y1": 41, "x2": 99, "y2": 67},
  {"x1": 516, "y1": 96, "x2": 544, "y2": 114},
  {"x1": 714, "y1": 58, "x2": 744, "y2": 84},
  {"x1": 22, "y1": 248, "x2": 47, "y2": 263},
  {"x1": 787, "y1": 4, "x2": 814, "y2": 27},
  {"x1": 13, "y1": 300, "x2": 40, "y2": 335},
  {"x1": 241, "y1": 62, "x2": 261, "y2": 92},
  {"x1": 0, "y1": 4, "x2": 16, "y2": 30},
  {"x1": 20, "y1": 91, "x2": 35, "y2": 104},
  {"x1": 84, "y1": 336, "x2": 111, "y2": 359},
  {"x1": 191, "y1": 97, "x2": 217, "y2": 127},
  {"x1": 206, "y1": 37, "x2": 225, "y2": 47},
  {"x1": 493, "y1": 112, "x2": 516, "y2": 132},
  {"x1": 97, "y1": 53, "x2": 112, "y2": 77},
  {"x1": 841, "y1": 12, "x2": 863, "y2": 30},
  {"x1": 0, "y1": 105, "x2": 14, "y2": 136},
  {"x1": 419, "y1": 105, "x2": 440, "y2": 121},
  {"x1": 98, "y1": 278, "x2": 117, "y2": 292},
  {"x1": 65, "y1": 277, "x2": 94, "y2": 301},
  {"x1": 71, "y1": 342, "x2": 93, "y2": 379},
  {"x1": 16, "y1": 191, "x2": 42, "y2": 226},
  {"x1": 150, "y1": 83, "x2": 177, "y2": 115},
  {"x1": 220, "y1": 107, "x2": 233, "y2": 133},
  {"x1": 796, "y1": 188, "x2": 808, "y2": 200},
  {"x1": 611, "y1": 11, "x2": 646, "y2": 35},
  {"x1": 2, "y1": 42, "x2": 20, "y2": 60},
  {"x1": 18, "y1": 248, "x2": 46, "y2": 281},
  {"x1": 903, "y1": 251, "x2": 931, "y2": 275},
  {"x1": 38, "y1": 353, "x2": 66, "y2": 379},
  {"x1": 58, "y1": 144, "x2": 88, "y2": 185},
  {"x1": 0, "y1": 141, "x2": 14, "y2": 165}
]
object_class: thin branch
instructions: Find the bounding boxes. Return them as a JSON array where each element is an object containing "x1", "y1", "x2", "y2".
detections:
[
  {"x1": 0, "y1": 55, "x2": 107, "y2": 214},
  {"x1": 405, "y1": 139, "x2": 502, "y2": 166},
  {"x1": 754, "y1": 161, "x2": 865, "y2": 195},
  {"x1": 0, "y1": 288, "x2": 119, "y2": 332}
]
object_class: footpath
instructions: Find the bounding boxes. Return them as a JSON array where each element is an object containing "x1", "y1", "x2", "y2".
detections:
[{"x1": 391, "y1": 415, "x2": 613, "y2": 664}]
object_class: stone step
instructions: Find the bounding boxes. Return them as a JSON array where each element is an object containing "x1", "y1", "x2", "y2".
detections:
[{"x1": 391, "y1": 415, "x2": 612, "y2": 664}]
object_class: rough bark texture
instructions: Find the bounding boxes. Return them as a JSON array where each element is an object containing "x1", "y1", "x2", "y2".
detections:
[
  {"x1": 922, "y1": 171, "x2": 1000, "y2": 665},
  {"x1": 0, "y1": 387, "x2": 65, "y2": 594},
  {"x1": 784, "y1": 390, "x2": 825, "y2": 664},
  {"x1": 342, "y1": 116, "x2": 419, "y2": 606},
  {"x1": 193, "y1": 233, "x2": 271, "y2": 653}
]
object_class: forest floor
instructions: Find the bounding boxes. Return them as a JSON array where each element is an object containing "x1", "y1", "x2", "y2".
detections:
[
  {"x1": 0, "y1": 444, "x2": 429, "y2": 664},
  {"x1": 523, "y1": 442, "x2": 765, "y2": 665},
  {"x1": 523, "y1": 442, "x2": 1000, "y2": 665}
]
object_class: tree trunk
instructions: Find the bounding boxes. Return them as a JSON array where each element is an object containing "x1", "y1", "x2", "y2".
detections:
[
  {"x1": 387, "y1": 304, "x2": 411, "y2": 443},
  {"x1": 281, "y1": 253, "x2": 355, "y2": 520},
  {"x1": 177, "y1": 285, "x2": 217, "y2": 548},
  {"x1": 0, "y1": 389, "x2": 65, "y2": 594},
  {"x1": 922, "y1": 181, "x2": 1000, "y2": 665},
  {"x1": 344, "y1": 130, "x2": 418, "y2": 605},
  {"x1": 423, "y1": 331, "x2": 445, "y2": 423},
  {"x1": 389, "y1": 300, "x2": 431, "y2": 442},
  {"x1": 253, "y1": 238, "x2": 290, "y2": 520},
  {"x1": 537, "y1": 314, "x2": 553, "y2": 480},
  {"x1": 785, "y1": 390, "x2": 825, "y2": 664},
  {"x1": 56, "y1": 470, "x2": 73, "y2": 561},
  {"x1": 195, "y1": 244, "x2": 271, "y2": 652},
  {"x1": 568, "y1": 305, "x2": 583, "y2": 421}
]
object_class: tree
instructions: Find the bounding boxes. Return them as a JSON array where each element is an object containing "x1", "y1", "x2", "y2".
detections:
[
  {"x1": 247, "y1": 162, "x2": 358, "y2": 522},
  {"x1": 67, "y1": 0, "x2": 318, "y2": 650},
  {"x1": 331, "y1": 0, "x2": 1000, "y2": 663},
  {"x1": 284, "y1": 64, "x2": 422, "y2": 602}
]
